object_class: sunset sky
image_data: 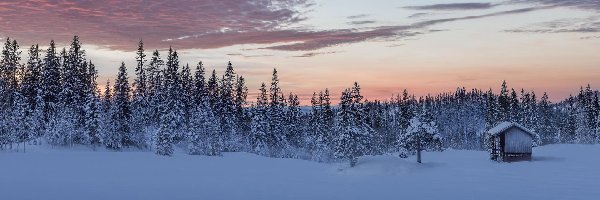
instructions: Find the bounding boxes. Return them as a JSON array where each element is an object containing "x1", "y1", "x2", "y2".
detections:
[{"x1": 1, "y1": 0, "x2": 599, "y2": 103}]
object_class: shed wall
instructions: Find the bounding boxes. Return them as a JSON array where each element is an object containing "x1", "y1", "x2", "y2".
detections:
[{"x1": 504, "y1": 127, "x2": 532, "y2": 153}]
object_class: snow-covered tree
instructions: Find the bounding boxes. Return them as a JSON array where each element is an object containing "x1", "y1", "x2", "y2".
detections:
[
  {"x1": 399, "y1": 104, "x2": 443, "y2": 163},
  {"x1": 250, "y1": 83, "x2": 270, "y2": 156},
  {"x1": 187, "y1": 102, "x2": 222, "y2": 156},
  {"x1": 334, "y1": 83, "x2": 373, "y2": 167}
]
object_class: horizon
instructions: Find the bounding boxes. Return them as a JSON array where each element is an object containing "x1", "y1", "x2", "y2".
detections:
[{"x1": 1, "y1": 0, "x2": 599, "y2": 103}]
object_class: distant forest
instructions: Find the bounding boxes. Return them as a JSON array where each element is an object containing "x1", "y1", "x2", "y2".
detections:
[{"x1": 1, "y1": 36, "x2": 598, "y2": 166}]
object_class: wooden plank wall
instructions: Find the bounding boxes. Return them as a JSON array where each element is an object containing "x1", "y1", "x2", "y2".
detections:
[{"x1": 504, "y1": 127, "x2": 532, "y2": 153}]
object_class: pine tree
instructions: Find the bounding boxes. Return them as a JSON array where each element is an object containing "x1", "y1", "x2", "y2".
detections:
[
  {"x1": 234, "y1": 76, "x2": 248, "y2": 130},
  {"x1": 13, "y1": 92, "x2": 30, "y2": 152},
  {"x1": 250, "y1": 83, "x2": 270, "y2": 156},
  {"x1": 188, "y1": 101, "x2": 222, "y2": 156},
  {"x1": 133, "y1": 40, "x2": 147, "y2": 99},
  {"x1": 509, "y1": 88, "x2": 520, "y2": 122},
  {"x1": 538, "y1": 92, "x2": 555, "y2": 144},
  {"x1": 30, "y1": 90, "x2": 45, "y2": 144},
  {"x1": 163, "y1": 47, "x2": 185, "y2": 142},
  {"x1": 193, "y1": 61, "x2": 207, "y2": 104},
  {"x1": 1, "y1": 38, "x2": 20, "y2": 107},
  {"x1": 83, "y1": 89, "x2": 101, "y2": 148},
  {"x1": 154, "y1": 48, "x2": 183, "y2": 155},
  {"x1": 113, "y1": 62, "x2": 132, "y2": 148},
  {"x1": 155, "y1": 121, "x2": 174, "y2": 156},
  {"x1": 268, "y1": 68, "x2": 287, "y2": 155},
  {"x1": 207, "y1": 70, "x2": 220, "y2": 108},
  {"x1": 485, "y1": 89, "x2": 499, "y2": 129},
  {"x1": 180, "y1": 63, "x2": 193, "y2": 126},
  {"x1": 21, "y1": 44, "x2": 42, "y2": 109},
  {"x1": 334, "y1": 83, "x2": 373, "y2": 167},
  {"x1": 146, "y1": 50, "x2": 164, "y2": 124},
  {"x1": 41, "y1": 40, "x2": 62, "y2": 120},
  {"x1": 497, "y1": 81, "x2": 510, "y2": 121},
  {"x1": 285, "y1": 92, "x2": 302, "y2": 148},
  {"x1": 399, "y1": 103, "x2": 443, "y2": 163}
]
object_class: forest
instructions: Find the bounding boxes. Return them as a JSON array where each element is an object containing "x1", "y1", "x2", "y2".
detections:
[{"x1": 1, "y1": 36, "x2": 598, "y2": 166}]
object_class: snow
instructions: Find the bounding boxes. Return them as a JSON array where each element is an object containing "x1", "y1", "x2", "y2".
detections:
[
  {"x1": 1, "y1": 144, "x2": 599, "y2": 200},
  {"x1": 487, "y1": 121, "x2": 536, "y2": 136}
]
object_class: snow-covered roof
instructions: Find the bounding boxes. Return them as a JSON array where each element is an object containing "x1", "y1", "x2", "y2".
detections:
[{"x1": 486, "y1": 122, "x2": 537, "y2": 137}]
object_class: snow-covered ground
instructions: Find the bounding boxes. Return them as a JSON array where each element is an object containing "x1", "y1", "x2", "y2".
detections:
[{"x1": 1, "y1": 144, "x2": 599, "y2": 200}]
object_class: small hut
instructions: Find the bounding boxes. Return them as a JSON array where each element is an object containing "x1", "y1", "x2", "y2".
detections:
[{"x1": 487, "y1": 122, "x2": 537, "y2": 162}]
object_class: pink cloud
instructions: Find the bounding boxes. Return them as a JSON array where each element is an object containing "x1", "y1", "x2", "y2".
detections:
[
  {"x1": 0, "y1": 1, "x2": 564, "y2": 52},
  {"x1": 0, "y1": 0, "x2": 310, "y2": 49}
]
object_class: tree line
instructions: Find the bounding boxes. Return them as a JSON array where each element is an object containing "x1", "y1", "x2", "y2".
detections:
[{"x1": 0, "y1": 36, "x2": 598, "y2": 166}]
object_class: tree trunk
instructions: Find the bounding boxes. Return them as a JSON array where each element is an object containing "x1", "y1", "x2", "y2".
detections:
[
  {"x1": 416, "y1": 137, "x2": 422, "y2": 163},
  {"x1": 417, "y1": 148, "x2": 422, "y2": 163},
  {"x1": 350, "y1": 156, "x2": 357, "y2": 167}
]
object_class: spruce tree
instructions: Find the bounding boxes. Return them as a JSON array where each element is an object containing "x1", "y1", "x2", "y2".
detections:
[
  {"x1": 41, "y1": 40, "x2": 62, "y2": 120},
  {"x1": 21, "y1": 44, "x2": 42, "y2": 109},
  {"x1": 188, "y1": 101, "x2": 222, "y2": 156},
  {"x1": 334, "y1": 83, "x2": 372, "y2": 167},
  {"x1": 268, "y1": 68, "x2": 286, "y2": 154},
  {"x1": 193, "y1": 61, "x2": 207, "y2": 104},
  {"x1": 497, "y1": 81, "x2": 510, "y2": 121},
  {"x1": 285, "y1": 93, "x2": 302, "y2": 148},
  {"x1": 538, "y1": 92, "x2": 554, "y2": 144},
  {"x1": 133, "y1": 40, "x2": 147, "y2": 99},
  {"x1": 104, "y1": 62, "x2": 132, "y2": 150},
  {"x1": 146, "y1": 50, "x2": 164, "y2": 124},
  {"x1": 399, "y1": 103, "x2": 443, "y2": 163},
  {"x1": 0, "y1": 38, "x2": 20, "y2": 116},
  {"x1": 250, "y1": 83, "x2": 270, "y2": 156}
]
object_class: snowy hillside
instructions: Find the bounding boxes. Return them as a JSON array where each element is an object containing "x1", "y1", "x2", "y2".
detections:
[{"x1": 2, "y1": 144, "x2": 599, "y2": 200}]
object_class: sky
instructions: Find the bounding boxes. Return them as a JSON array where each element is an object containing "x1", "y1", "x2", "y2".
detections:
[{"x1": 1, "y1": 0, "x2": 599, "y2": 103}]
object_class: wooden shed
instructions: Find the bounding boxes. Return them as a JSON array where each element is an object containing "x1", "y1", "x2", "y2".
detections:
[{"x1": 487, "y1": 122, "x2": 537, "y2": 162}]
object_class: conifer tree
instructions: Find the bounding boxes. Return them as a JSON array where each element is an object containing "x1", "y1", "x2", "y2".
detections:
[
  {"x1": 41, "y1": 40, "x2": 62, "y2": 120},
  {"x1": 180, "y1": 64, "x2": 193, "y2": 124},
  {"x1": 268, "y1": 68, "x2": 286, "y2": 154},
  {"x1": 163, "y1": 47, "x2": 184, "y2": 141},
  {"x1": 334, "y1": 83, "x2": 373, "y2": 167},
  {"x1": 104, "y1": 62, "x2": 132, "y2": 149},
  {"x1": 146, "y1": 50, "x2": 164, "y2": 124},
  {"x1": 133, "y1": 40, "x2": 147, "y2": 99},
  {"x1": 285, "y1": 92, "x2": 302, "y2": 148},
  {"x1": 497, "y1": 81, "x2": 510, "y2": 121},
  {"x1": 0, "y1": 38, "x2": 20, "y2": 111},
  {"x1": 250, "y1": 83, "x2": 270, "y2": 155},
  {"x1": 21, "y1": 45, "x2": 42, "y2": 109},
  {"x1": 485, "y1": 89, "x2": 499, "y2": 129},
  {"x1": 188, "y1": 102, "x2": 222, "y2": 156},
  {"x1": 193, "y1": 61, "x2": 207, "y2": 104},
  {"x1": 537, "y1": 92, "x2": 554, "y2": 144},
  {"x1": 399, "y1": 103, "x2": 443, "y2": 163}
]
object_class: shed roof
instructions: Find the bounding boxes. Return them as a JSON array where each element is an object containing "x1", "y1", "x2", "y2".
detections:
[{"x1": 487, "y1": 122, "x2": 537, "y2": 137}]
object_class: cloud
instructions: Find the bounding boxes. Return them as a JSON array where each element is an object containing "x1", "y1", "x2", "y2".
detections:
[
  {"x1": 581, "y1": 35, "x2": 600, "y2": 39},
  {"x1": 261, "y1": 28, "x2": 421, "y2": 51},
  {"x1": 292, "y1": 51, "x2": 340, "y2": 57},
  {"x1": 404, "y1": 3, "x2": 496, "y2": 10},
  {"x1": 347, "y1": 14, "x2": 369, "y2": 19},
  {"x1": 510, "y1": 0, "x2": 600, "y2": 11},
  {"x1": 506, "y1": 16, "x2": 600, "y2": 33},
  {"x1": 412, "y1": 7, "x2": 552, "y2": 27},
  {"x1": 386, "y1": 44, "x2": 404, "y2": 48},
  {"x1": 348, "y1": 20, "x2": 377, "y2": 25},
  {"x1": 0, "y1": 1, "x2": 555, "y2": 52},
  {"x1": 0, "y1": 0, "x2": 312, "y2": 50},
  {"x1": 227, "y1": 53, "x2": 275, "y2": 58},
  {"x1": 261, "y1": 6, "x2": 550, "y2": 51},
  {"x1": 408, "y1": 13, "x2": 433, "y2": 18}
]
